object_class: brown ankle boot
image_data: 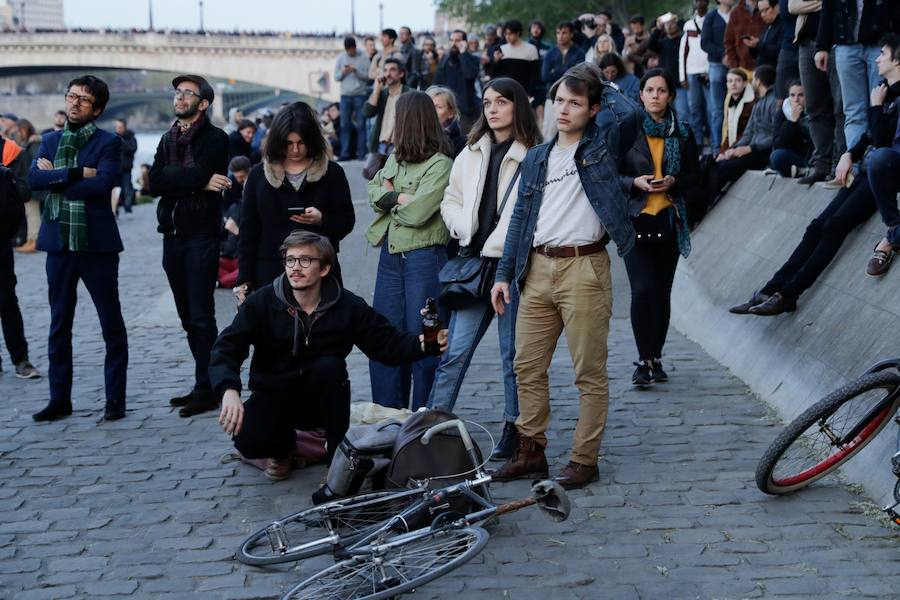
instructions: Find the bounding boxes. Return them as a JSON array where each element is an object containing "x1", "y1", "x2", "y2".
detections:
[{"x1": 490, "y1": 435, "x2": 549, "y2": 482}]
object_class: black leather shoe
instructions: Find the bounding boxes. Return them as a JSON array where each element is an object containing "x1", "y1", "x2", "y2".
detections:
[
  {"x1": 170, "y1": 391, "x2": 194, "y2": 407},
  {"x1": 32, "y1": 404, "x2": 73, "y2": 422},
  {"x1": 797, "y1": 171, "x2": 827, "y2": 186},
  {"x1": 104, "y1": 405, "x2": 126, "y2": 421},
  {"x1": 729, "y1": 291, "x2": 771, "y2": 314},
  {"x1": 490, "y1": 422, "x2": 519, "y2": 462},
  {"x1": 749, "y1": 292, "x2": 797, "y2": 316},
  {"x1": 179, "y1": 391, "x2": 218, "y2": 418}
]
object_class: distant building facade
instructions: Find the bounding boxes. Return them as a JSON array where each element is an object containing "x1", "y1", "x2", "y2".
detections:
[{"x1": 1, "y1": 0, "x2": 64, "y2": 30}]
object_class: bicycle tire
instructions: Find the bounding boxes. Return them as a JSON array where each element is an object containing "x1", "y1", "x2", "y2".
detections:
[
  {"x1": 237, "y1": 488, "x2": 424, "y2": 566},
  {"x1": 281, "y1": 525, "x2": 489, "y2": 600},
  {"x1": 756, "y1": 370, "x2": 900, "y2": 495}
]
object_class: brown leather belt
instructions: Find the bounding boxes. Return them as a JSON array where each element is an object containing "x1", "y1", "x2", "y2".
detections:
[{"x1": 533, "y1": 240, "x2": 607, "y2": 258}]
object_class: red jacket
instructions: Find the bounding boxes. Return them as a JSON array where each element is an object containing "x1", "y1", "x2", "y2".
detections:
[{"x1": 724, "y1": 3, "x2": 766, "y2": 70}]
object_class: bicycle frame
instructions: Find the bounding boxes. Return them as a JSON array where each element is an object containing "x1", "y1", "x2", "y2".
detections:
[{"x1": 334, "y1": 474, "x2": 494, "y2": 559}]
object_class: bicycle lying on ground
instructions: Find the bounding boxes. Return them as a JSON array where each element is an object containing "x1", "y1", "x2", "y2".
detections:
[
  {"x1": 755, "y1": 358, "x2": 900, "y2": 523},
  {"x1": 237, "y1": 419, "x2": 572, "y2": 600}
]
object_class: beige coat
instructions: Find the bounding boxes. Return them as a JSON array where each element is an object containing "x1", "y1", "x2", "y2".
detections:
[{"x1": 440, "y1": 135, "x2": 528, "y2": 259}]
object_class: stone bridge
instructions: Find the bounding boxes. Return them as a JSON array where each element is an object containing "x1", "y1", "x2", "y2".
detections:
[{"x1": 0, "y1": 31, "x2": 344, "y2": 101}]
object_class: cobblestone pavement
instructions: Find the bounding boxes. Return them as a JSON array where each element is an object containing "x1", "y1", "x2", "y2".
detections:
[{"x1": 2, "y1": 162, "x2": 899, "y2": 600}]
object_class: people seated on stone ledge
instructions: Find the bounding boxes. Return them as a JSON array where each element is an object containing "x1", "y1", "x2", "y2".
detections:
[
  {"x1": 730, "y1": 36, "x2": 900, "y2": 315},
  {"x1": 865, "y1": 36, "x2": 900, "y2": 278},
  {"x1": 769, "y1": 80, "x2": 812, "y2": 178},
  {"x1": 704, "y1": 65, "x2": 779, "y2": 207},
  {"x1": 209, "y1": 231, "x2": 448, "y2": 482}
]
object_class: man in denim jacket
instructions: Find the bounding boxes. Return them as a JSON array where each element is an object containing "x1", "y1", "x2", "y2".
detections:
[{"x1": 489, "y1": 65, "x2": 635, "y2": 490}]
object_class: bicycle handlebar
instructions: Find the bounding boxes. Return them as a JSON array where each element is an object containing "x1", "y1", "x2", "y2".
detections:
[{"x1": 420, "y1": 419, "x2": 476, "y2": 454}]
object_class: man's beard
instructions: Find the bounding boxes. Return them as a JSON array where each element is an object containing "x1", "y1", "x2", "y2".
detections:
[{"x1": 175, "y1": 104, "x2": 200, "y2": 119}]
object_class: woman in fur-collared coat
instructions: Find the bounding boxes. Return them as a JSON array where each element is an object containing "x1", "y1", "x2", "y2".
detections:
[{"x1": 236, "y1": 102, "x2": 355, "y2": 291}]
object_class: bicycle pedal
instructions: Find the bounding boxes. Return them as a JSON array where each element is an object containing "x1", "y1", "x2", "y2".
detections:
[{"x1": 265, "y1": 522, "x2": 289, "y2": 554}]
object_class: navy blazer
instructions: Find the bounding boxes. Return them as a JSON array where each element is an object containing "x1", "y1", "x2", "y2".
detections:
[{"x1": 29, "y1": 127, "x2": 123, "y2": 253}]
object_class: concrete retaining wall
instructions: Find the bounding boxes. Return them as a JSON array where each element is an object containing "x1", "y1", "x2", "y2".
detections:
[{"x1": 671, "y1": 171, "x2": 900, "y2": 501}]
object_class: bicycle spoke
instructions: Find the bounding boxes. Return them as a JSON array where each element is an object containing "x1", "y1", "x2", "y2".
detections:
[
  {"x1": 771, "y1": 387, "x2": 890, "y2": 485},
  {"x1": 286, "y1": 527, "x2": 488, "y2": 600}
]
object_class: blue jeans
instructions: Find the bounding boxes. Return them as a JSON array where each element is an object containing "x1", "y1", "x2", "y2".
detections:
[
  {"x1": 119, "y1": 171, "x2": 134, "y2": 213},
  {"x1": 339, "y1": 94, "x2": 368, "y2": 160},
  {"x1": 867, "y1": 147, "x2": 900, "y2": 245},
  {"x1": 687, "y1": 74, "x2": 711, "y2": 149},
  {"x1": 370, "y1": 243, "x2": 447, "y2": 410},
  {"x1": 834, "y1": 44, "x2": 881, "y2": 150},
  {"x1": 769, "y1": 149, "x2": 808, "y2": 177},
  {"x1": 708, "y1": 62, "x2": 728, "y2": 152},
  {"x1": 427, "y1": 286, "x2": 519, "y2": 423},
  {"x1": 162, "y1": 235, "x2": 218, "y2": 392},
  {"x1": 674, "y1": 91, "x2": 690, "y2": 131}
]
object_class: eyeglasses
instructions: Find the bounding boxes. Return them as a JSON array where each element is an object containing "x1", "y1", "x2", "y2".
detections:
[
  {"x1": 284, "y1": 255, "x2": 321, "y2": 268},
  {"x1": 174, "y1": 89, "x2": 202, "y2": 100},
  {"x1": 64, "y1": 92, "x2": 94, "y2": 106}
]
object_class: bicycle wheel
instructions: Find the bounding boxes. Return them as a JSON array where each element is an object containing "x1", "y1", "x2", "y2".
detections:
[
  {"x1": 282, "y1": 526, "x2": 489, "y2": 600},
  {"x1": 756, "y1": 371, "x2": 900, "y2": 495},
  {"x1": 238, "y1": 488, "x2": 424, "y2": 565}
]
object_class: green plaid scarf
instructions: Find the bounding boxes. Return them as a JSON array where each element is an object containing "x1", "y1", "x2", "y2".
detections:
[{"x1": 43, "y1": 121, "x2": 97, "y2": 251}]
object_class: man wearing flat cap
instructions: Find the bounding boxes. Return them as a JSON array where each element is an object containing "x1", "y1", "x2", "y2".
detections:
[{"x1": 149, "y1": 74, "x2": 230, "y2": 418}]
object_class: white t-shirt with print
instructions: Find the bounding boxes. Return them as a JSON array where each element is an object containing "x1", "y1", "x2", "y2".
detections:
[{"x1": 532, "y1": 141, "x2": 605, "y2": 248}]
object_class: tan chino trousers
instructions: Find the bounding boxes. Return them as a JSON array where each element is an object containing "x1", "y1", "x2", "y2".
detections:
[{"x1": 513, "y1": 250, "x2": 613, "y2": 466}]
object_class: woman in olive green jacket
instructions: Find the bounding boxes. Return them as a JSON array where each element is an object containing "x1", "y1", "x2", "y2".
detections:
[{"x1": 366, "y1": 91, "x2": 453, "y2": 410}]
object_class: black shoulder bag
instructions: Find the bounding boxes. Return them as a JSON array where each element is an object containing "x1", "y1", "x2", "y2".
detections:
[{"x1": 438, "y1": 165, "x2": 521, "y2": 310}]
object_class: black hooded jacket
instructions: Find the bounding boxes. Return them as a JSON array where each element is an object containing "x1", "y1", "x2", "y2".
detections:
[{"x1": 208, "y1": 274, "x2": 425, "y2": 398}]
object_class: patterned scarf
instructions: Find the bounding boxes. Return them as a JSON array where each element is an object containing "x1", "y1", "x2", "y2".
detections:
[
  {"x1": 43, "y1": 120, "x2": 97, "y2": 252},
  {"x1": 642, "y1": 109, "x2": 691, "y2": 258},
  {"x1": 164, "y1": 112, "x2": 206, "y2": 168}
]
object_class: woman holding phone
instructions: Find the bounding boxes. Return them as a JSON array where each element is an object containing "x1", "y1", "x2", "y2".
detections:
[
  {"x1": 620, "y1": 68, "x2": 699, "y2": 386},
  {"x1": 236, "y1": 102, "x2": 355, "y2": 299},
  {"x1": 366, "y1": 91, "x2": 454, "y2": 410}
]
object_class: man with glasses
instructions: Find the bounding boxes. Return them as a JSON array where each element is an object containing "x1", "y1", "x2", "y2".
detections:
[
  {"x1": 210, "y1": 231, "x2": 447, "y2": 481},
  {"x1": 28, "y1": 75, "x2": 127, "y2": 421},
  {"x1": 149, "y1": 74, "x2": 229, "y2": 418}
]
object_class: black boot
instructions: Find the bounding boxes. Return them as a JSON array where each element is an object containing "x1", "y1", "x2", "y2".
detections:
[
  {"x1": 32, "y1": 403, "x2": 73, "y2": 422},
  {"x1": 170, "y1": 391, "x2": 194, "y2": 407},
  {"x1": 179, "y1": 390, "x2": 219, "y2": 418},
  {"x1": 490, "y1": 422, "x2": 519, "y2": 462}
]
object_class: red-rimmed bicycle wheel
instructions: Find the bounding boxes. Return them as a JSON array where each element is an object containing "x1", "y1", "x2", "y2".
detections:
[{"x1": 756, "y1": 371, "x2": 900, "y2": 495}]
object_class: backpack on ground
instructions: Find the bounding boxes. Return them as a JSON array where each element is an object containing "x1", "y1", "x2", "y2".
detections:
[
  {"x1": 311, "y1": 419, "x2": 402, "y2": 505},
  {"x1": 385, "y1": 409, "x2": 486, "y2": 512}
]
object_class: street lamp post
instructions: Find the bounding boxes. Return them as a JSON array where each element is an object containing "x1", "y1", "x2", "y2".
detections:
[
  {"x1": 350, "y1": 0, "x2": 356, "y2": 35},
  {"x1": 198, "y1": 0, "x2": 205, "y2": 33},
  {"x1": 379, "y1": 3, "x2": 383, "y2": 32}
]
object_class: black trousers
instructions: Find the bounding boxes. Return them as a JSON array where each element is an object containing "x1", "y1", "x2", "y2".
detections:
[
  {"x1": 162, "y1": 235, "x2": 218, "y2": 392},
  {"x1": 623, "y1": 236, "x2": 680, "y2": 361},
  {"x1": 707, "y1": 152, "x2": 770, "y2": 201},
  {"x1": 233, "y1": 356, "x2": 351, "y2": 462},
  {"x1": 46, "y1": 251, "x2": 128, "y2": 410},
  {"x1": 761, "y1": 177, "x2": 875, "y2": 301},
  {"x1": 0, "y1": 242, "x2": 28, "y2": 367}
]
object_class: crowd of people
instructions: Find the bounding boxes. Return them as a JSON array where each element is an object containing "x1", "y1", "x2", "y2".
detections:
[{"x1": 1, "y1": 1, "x2": 900, "y2": 491}]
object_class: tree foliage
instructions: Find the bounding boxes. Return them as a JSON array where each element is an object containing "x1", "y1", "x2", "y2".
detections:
[{"x1": 435, "y1": 0, "x2": 693, "y2": 31}]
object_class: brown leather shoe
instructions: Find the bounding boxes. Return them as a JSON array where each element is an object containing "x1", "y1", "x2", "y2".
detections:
[
  {"x1": 490, "y1": 435, "x2": 548, "y2": 482},
  {"x1": 729, "y1": 291, "x2": 771, "y2": 314},
  {"x1": 552, "y1": 461, "x2": 600, "y2": 490},
  {"x1": 867, "y1": 245, "x2": 894, "y2": 277},
  {"x1": 264, "y1": 457, "x2": 293, "y2": 481},
  {"x1": 748, "y1": 292, "x2": 797, "y2": 316}
]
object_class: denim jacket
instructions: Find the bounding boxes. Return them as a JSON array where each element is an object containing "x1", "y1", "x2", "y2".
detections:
[{"x1": 495, "y1": 117, "x2": 636, "y2": 290}]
